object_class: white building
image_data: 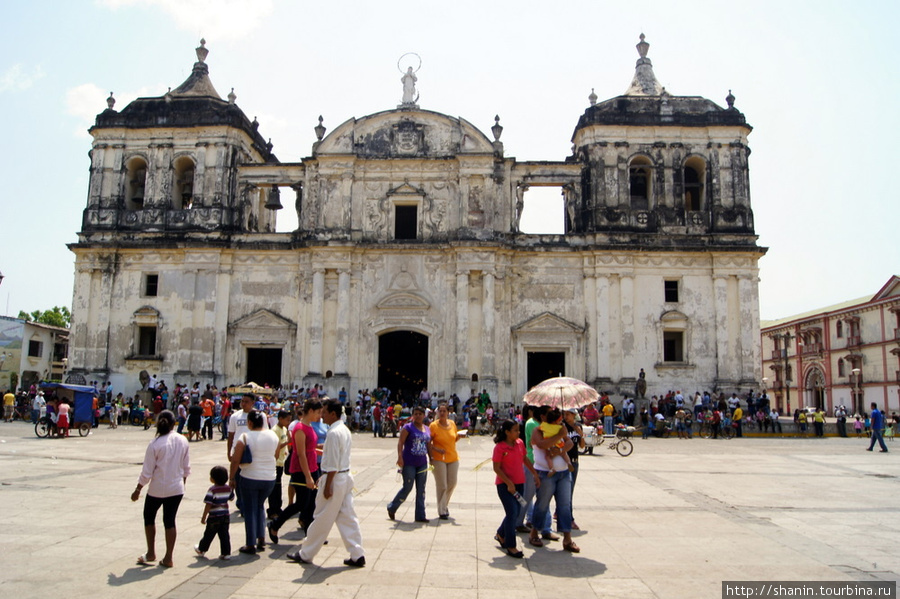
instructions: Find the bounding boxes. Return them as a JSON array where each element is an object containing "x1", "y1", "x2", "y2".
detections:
[{"x1": 69, "y1": 37, "x2": 765, "y2": 402}]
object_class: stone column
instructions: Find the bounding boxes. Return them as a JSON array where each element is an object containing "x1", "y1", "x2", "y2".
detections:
[
  {"x1": 738, "y1": 273, "x2": 759, "y2": 382},
  {"x1": 595, "y1": 274, "x2": 611, "y2": 380},
  {"x1": 583, "y1": 272, "x2": 597, "y2": 382},
  {"x1": 308, "y1": 268, "x2": 325, "y2": 375},
  {"x1": 335, "y1": 269, "x2": 351, "y2": 375},
  {"x1": 714, "y1": 274, "x2": 730, "y2": 381},
  {"x1": 619, "y1": 273, "x2": 635, "y2": 377},
  {"x1": 212, "y1": 259, "x2": 233, "y2": 387},
  {"x1": 481, "y1": 271, "x2": 495, "y2": 378},
  {"x1": 456, "y1": 270, "x2": 469, "y2": 377},
  {"x1": 608, "y1": 274, "x2": 622, "y2": 381}
]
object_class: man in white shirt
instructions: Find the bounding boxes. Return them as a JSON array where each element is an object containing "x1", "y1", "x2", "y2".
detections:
[
  {"x1": 226, "y1": 395, "x2": 269, "y2": 459},
  {"x1": 288, "y1": 399, "x2": 365, "y2": 567}
]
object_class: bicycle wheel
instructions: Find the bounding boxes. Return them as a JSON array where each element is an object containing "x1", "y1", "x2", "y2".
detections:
[
  {"x1": 701, "y1": 424, "x2": 712, "y2": 439},
  {"x1": 35, "y1": 419, "x2": 51, "y2": 438},
  {"x1": 615, "y1": 439, "x2": 633, "y2": 457},
  {"x1": 723, "y1": 426, "x2": 735, "y2": 440},
  {"x1": 78, "y1": 422, "x2": 91, "y2": 437}
]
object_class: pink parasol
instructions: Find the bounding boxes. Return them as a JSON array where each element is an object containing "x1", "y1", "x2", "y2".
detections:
[{"x1": 523, "y1": 377, "x2": 599, "y2": 410}]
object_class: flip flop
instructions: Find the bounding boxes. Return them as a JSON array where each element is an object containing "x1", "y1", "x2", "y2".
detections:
[
  {"x1": 158, "y1": 560, "x2": 174, "y2": 568},
  {"x1": 136, "y1": 554, "x2": 155, "y2": 566}
]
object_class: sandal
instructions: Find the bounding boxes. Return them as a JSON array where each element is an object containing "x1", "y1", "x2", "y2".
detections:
[
  {"x1": 563, "y1": 540, "x2": 581, "y2": 553},
  {"x1": 158, "y1": 560, "x2": 174, "y2": 568},
  {"x1": 505, "y1": 548, "x2": 524, "y2": 558},
  {"x1": 494, "y1": 533, "x2": 505, "y2": 546},
  {"x1": 136, "y1": 554, "x2": 156, "y2": 566},
  {"x1": 529, "y1": 535, "x2": 543, "y2": 547}
]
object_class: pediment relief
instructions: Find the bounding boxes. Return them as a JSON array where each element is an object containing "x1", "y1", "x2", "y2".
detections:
[
  {"x1": 387, "y1": 181, "x2": 426, "y2": 198},
  {"x1": 315, "y1": 109, "x2": 495, "y2": 158},
  {"x1": 229, "y1": 309, "x2": 297, "y2": 332},
  {"x1": 513, "y1": 312, "x2": 584, "y2": 334},
  {"x1": 660, "y1": 310, "x2": 688, "y2": 323},
  {"x1": 376, "y1": 292, "x2": 430, "y2": 310}
]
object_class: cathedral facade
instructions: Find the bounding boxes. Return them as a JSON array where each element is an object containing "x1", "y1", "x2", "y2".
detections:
[{"x1": 69, "y1": 37, "x2": 766, "y2": 402}]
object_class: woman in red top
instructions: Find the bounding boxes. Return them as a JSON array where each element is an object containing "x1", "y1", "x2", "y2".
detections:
[
  {"x1": 267, "y1": 399, "x2": 322, "y2": 542},
  {"x1": 492, "y1": 419, "x2": 539, "y2": 558}
]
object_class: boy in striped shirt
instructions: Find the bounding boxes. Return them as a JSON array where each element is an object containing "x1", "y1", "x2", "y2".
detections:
[{"x1": 194, "y1": 466, "x2": 234, "y2": 559}]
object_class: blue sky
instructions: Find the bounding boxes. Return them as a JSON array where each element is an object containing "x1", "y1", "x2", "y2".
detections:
[{"x1": 0, "y1": 0, "x2": 897, "y2": 321}]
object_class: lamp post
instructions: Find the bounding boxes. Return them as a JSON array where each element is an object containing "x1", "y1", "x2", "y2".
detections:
[{"x1": 851, "y1": 367, "x2": 862, "y2": 415}]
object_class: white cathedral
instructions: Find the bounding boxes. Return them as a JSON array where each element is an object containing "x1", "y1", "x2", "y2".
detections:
[{"x1": 68, "y1": 36, "x2": 765, "y2": 402}]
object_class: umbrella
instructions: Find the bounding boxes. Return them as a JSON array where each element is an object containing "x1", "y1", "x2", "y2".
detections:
[{"x1": 523, "y1": 377, "x2": 599, "y2": 410}]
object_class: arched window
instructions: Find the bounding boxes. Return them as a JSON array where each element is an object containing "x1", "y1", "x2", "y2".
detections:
[
  {"x1": 629, "y1": 156, "x2": 652, "y2": 210},
  {"x1": 173, "y1": 156, "x2": 195, "y2": 209},
  {"x1": 125, "y1": 157, "x2": 148, "y2": 210},
  {"x1": 837, "y1": 358, "x2": 845, "y2": 377},
  {"x1": 683, "y1": 156, "x2": 705, "y2": 211}
]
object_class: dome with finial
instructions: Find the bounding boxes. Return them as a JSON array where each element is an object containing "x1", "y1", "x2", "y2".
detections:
[
  {"x1": 90, "y1": 40, "x2": 276, "y2": 163},
  {"x1": 571, "y1": 34, "x2": 752, "y2": 139},
  {"x1": 624, "y1": 33, "x2": 663, "y2": 96}
]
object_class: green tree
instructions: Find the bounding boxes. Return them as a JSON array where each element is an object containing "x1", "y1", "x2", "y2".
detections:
[{"x1": 17, "y1": 306, "x2": 71, "y2": 328}]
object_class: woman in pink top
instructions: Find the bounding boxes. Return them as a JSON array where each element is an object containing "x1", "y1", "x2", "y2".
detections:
[
  {"x1": 267, "y1": 399, "x2": 322, "y2": 543},
  {"x1": 131, "y1": 410, "x2": 191, "y2": 567},
  {"x1": 492, "y1": 419, "x2": 539, "y2": 558},
  {"x1": 56, "y1": 400, "x2": 70, "y2": 437}
]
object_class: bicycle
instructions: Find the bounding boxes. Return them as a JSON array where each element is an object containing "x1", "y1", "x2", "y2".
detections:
[{"x1": 583, "y1": 427, "x2": 634, "y2": 456}]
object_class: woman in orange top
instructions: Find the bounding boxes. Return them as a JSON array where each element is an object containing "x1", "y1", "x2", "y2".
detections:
[{"x1": 429, "y1": 403, "x2": 463, "y2": 520}]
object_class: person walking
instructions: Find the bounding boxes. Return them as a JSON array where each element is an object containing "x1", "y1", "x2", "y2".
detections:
[
  {"x1": 492, "y1": 419, "x2": 538, "y2": 558},
  {"x1": 387, "y1": 406, "x2": 432, "y2": 523},
  {"x1": 267, "y1": 400, "x2": 322, "y2": 542},
  {"x1": 287, "y1": 399, "x2": 365, "y2": 567},
  {"x1": 131, "y1": 410, "x2": 191, "y2": 568},
  {"x1": 867, "y1": 402, "x2": 889, "y2": 453},
  {"x1": 229, "y1": 410, "x2": 278, "y2": 554},
  {"x1": 529, "y1": 408, "x2": 579, "y2": 553},
  {"x1": 429, "y1": 403, "x2": 462, "y2": 520}
]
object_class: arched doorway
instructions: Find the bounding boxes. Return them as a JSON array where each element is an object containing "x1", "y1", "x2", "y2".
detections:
[
  {"x1": 804, "y1": 367, "x2": 825, "y2": 411},
  {"x1": 378, "y1": 331, "x2": 428, "y2": 402}
]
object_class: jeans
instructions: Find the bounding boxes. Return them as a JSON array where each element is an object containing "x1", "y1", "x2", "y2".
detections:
[
  {"x1": 532, "y1": 470, "x2": 573, "y2": 534},
  {"x1": 868, "y1": 429, "x2": 888, "y2": 452},
  {"x1": 31, "y1": 409, "x2": 39, "y2": 424},
  {"x1": 388, "y1": 463, "x2": 427, "y2": 520},
  {"x1": 373, "y1": 420, "x2": 382, "y2": 437},
  {"x1": 496, "y1": 483, "x2": 523, "y2": 549},
  {"x1": 197, "y1": 514, "x2": 231, "y2": 556},
  {"x1": 604, "y1": 415, "x2": 614, "y2": 435},
  {"x1": 239, "y1": 476, "x2": 275, "y2": 546}
]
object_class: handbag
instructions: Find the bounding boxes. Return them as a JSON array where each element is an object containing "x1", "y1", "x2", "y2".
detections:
[{"x1": 239, "y1": 433, "x2": 253, "y2": 464}]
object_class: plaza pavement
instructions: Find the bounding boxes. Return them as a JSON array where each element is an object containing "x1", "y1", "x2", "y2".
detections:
[{"x1": 0, "y1": 420, "x2": 897, "y2": 599}]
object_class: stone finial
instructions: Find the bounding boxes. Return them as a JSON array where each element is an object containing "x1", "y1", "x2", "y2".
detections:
[
  {"x1": 314, "y1": 115, "x2": 326, "y2": 141},
  {"x1": 228, "y1": 87, "x2": 236, "y2": 103},
  {"x1": 251, "y1": 116, "x2": 259, "y2": 131},
  {"x1": 636, "y1": 33, "x2": 649, "y2": 59},
  {"x1": 266, "y1": 138, "x2": 273, "y2": 153},
  {"x1": 491, "y1": 115, "x2": 503, "y2": 142},
  {"x1": 726, "y1": 89, "x2": 735, "y2": 109},
  {"x1": 588, "y1": 88, "x2": 597, "y2": 106},
  {"x1": 107, "y1": 92, "x2": 116, "y2": 110},
  {"x1": 196, "y1": 38, "x2": 209, "y2": 63}
]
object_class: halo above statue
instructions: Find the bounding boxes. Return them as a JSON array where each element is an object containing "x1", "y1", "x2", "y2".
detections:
[{"x1": 397, "y1": 52, "x2": 422, "y2": 74}]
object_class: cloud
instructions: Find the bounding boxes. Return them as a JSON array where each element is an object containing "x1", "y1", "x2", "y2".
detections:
[
  {"x1": 97, "y1": 0, "x2": 274, "y2": 41},
  {"x1": 65, "y1": 83, "x2": 158, "y2": 138},
  {"x1": 0, "y1": 64, "x2": 45, "y2": 93}
]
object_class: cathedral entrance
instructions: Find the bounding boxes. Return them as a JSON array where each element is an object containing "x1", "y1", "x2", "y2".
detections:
[
  {"x1": 378, "y1": 331, "x2": 428, "y2": 401},
  {"x1": 246, "y1": 347, "x2": 282, "y2": 388},
  {"x1": 527, "y1": 351, "x2": 565, "y2": 390}
]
